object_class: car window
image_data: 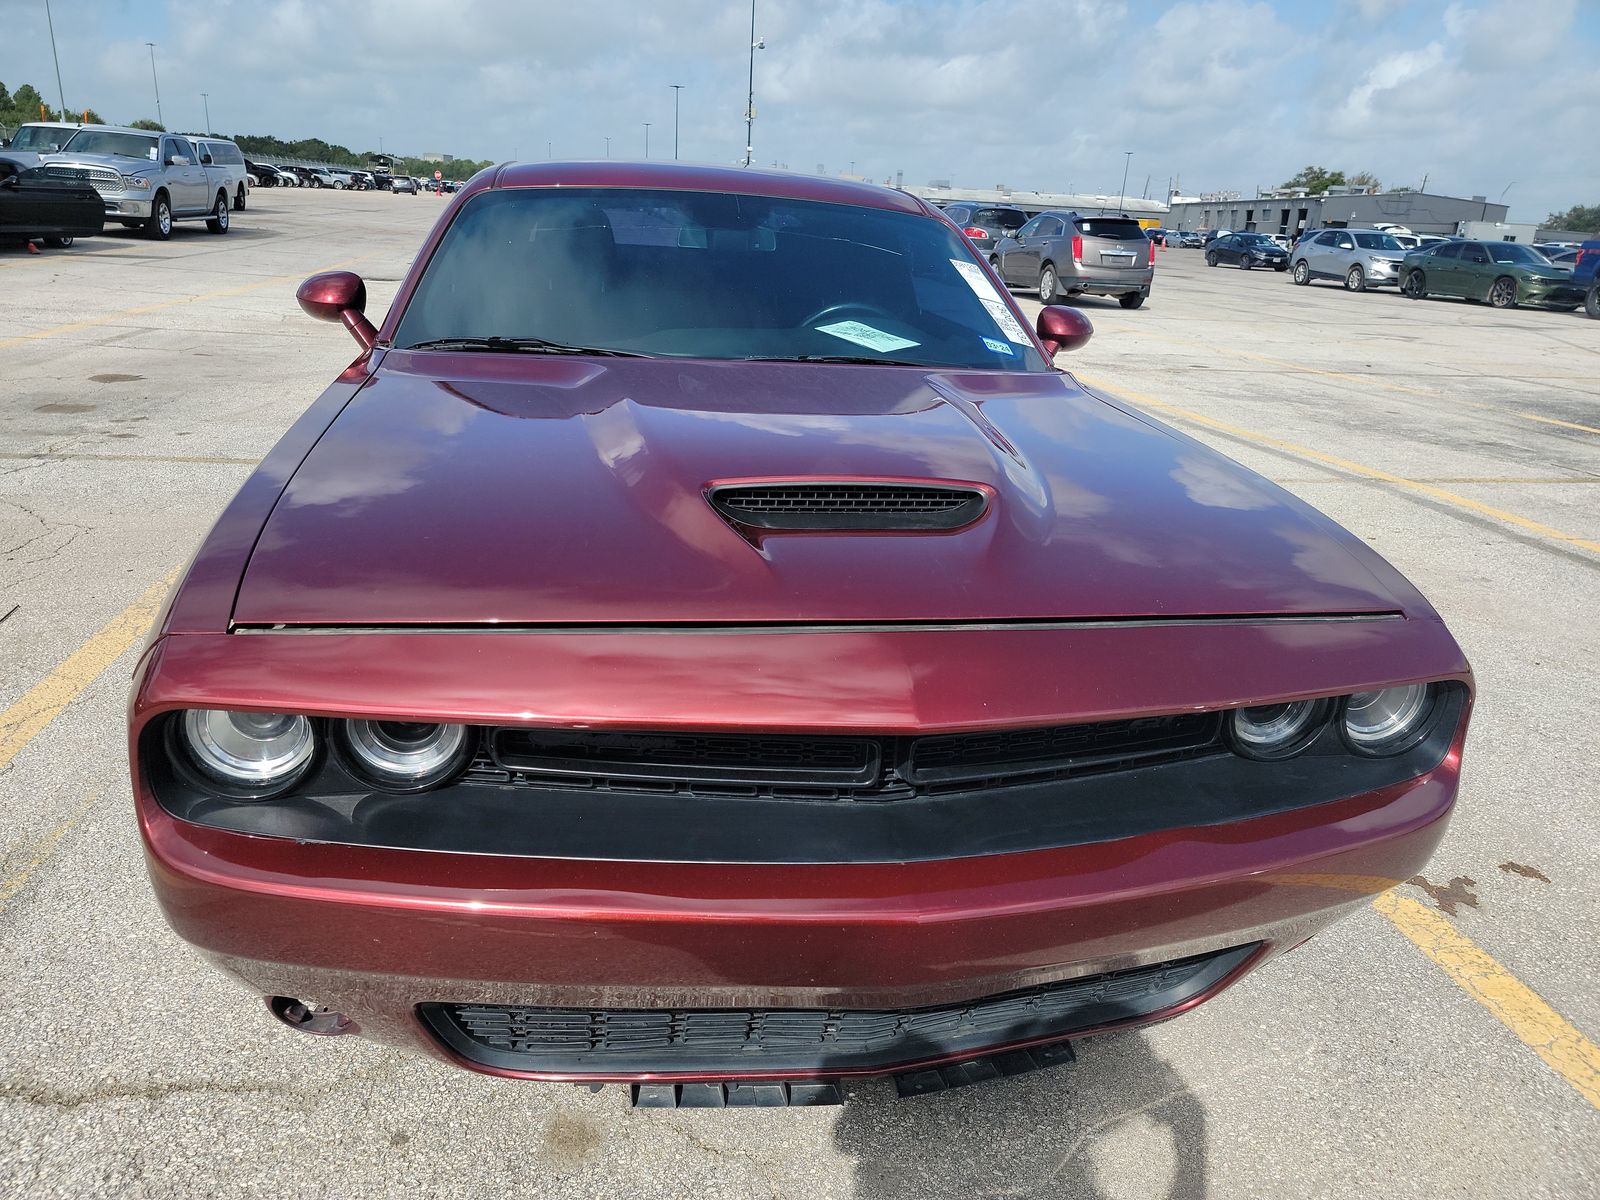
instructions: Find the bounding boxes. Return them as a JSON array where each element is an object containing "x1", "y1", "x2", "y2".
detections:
[
  {"x1": 943, "y1": 206, "x2": 971, "y2": 224},
  {"x1": 394, "y1": 187, "x2": 1047, "y2": 372},
  {"x1": 972, "y1": 208, "x2": 1027, "y2": 232},
  {"x1": 1075, "y1": 217, "x2": 1145, "y2": 240},
  {"x1": 1431, "y1": 243, "x2": 1460, "y2": 260},
  {"x1": 8, "y1": 124, "x2": 74, "y2": 152},
  {"x1": 1334, "y1": 233, "x2": 1354, "y2": 249},
  {"x1": 1487, "y1": 243, "x2": 1547, "y2": 265},
  {"x1": 62, "y1": 129, "x2": 160, "y2": 160},
  {"x1": 1353, "y1": 232, "x2": 1403, "y2": 251},
  {"x1": 1314, "y1": 231, "x2": 1338, "y2": 246},
  {"x1": 1461, "y1": 244, "x2": 1489, "y2": 263},
  {"x1": 169, "y1": 137, "x2": 197, "y2": 162},
  {"x1": 1037, "y1": 217, "x2": 1064, "y2": 237},
  {"x1": 1013, "y1": 216, "x2": 1044, "y2": 238}
]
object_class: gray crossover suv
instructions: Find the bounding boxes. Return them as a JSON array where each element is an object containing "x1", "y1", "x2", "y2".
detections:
[
  {"x1": 1291, "y1": 228, "x2": 1409, "y2": 292},
  {"x1": 991, "y1": 211, "x2": 1154, "y2": 309}
]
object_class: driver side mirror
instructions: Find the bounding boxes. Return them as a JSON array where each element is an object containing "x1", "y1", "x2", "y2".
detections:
[
  {"x1": 297, "y1": 270, "x2": 377, "y2": 352},
  {"x1": 165, "y1": 155, "x2": 189, "y2": 167},
  {"x1": 1036, "y1": 306, "x2": 1093, "y2": 358}
]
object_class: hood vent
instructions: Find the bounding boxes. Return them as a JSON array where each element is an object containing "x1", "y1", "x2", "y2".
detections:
[{"x1": 708, "y1": 481, "x2": 988, "y2": 532}]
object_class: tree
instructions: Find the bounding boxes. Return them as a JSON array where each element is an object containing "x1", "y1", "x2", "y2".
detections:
[
  {"x1": 1347, "y1": 170, "x2": 1381, "y2": 190},
  {"x1": 0, "y1": 82, "x2": 11, "y2": 110},
  {"x1": 1279, "y1": 166, "x2": 1347, "y2": 194},
  {"x1": 129, "y1": 118, "x2": 165, "y2": 131},
  {"x1": 1543, "y1": 204, "x2": 1600, "y2": 232},
  {"x1": 11, "y1": 83, "x2": 44, "y2": 121}
]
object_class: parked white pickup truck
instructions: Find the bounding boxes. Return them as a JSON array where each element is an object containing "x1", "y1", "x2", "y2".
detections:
[{"x1": 41, "y1": 126, "x2": 235, "y2": 239}]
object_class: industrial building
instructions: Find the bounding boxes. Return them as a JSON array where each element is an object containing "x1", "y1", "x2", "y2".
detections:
[
  {"x1": 907, "y1": 182, "x2": 1168, "y2": 220},
  {"x1": 1163, "y1": 187, "x2": 1508, "y2": 237}
]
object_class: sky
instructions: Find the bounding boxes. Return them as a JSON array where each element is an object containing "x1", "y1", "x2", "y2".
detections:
[{"x1": 2, "y1": 0, "x2": 1596, "y2": 221}]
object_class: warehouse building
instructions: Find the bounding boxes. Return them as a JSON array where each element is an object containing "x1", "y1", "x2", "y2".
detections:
[{"x1": 1164, "y1": 187, "x2": 1508, "y2": 237}]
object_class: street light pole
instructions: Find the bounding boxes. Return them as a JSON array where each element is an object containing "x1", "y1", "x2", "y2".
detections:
[
  {"x1": 604, "y1": 136, "x2": 610, "y2": 158},
  {"x1": 44, "y1": 0, "x2": 68, "y2": 118},
  {"x1": 201, "y1": 93, "x2": 211, "y2": 135},
  {"x1": 643, "y1": 123, "x2": 651, "y2": 159},
  {"x1": 145, "y1": 42, "x2": 164, "y2": 129},
  {"x1": 1115, "y1": 150, "x2": 1131, "y2": 215},
  {"x1": 670, "y1": 84, "x2": 683, "y2": 160}
]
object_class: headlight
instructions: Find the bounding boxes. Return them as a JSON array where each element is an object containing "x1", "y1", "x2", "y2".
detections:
[
  {"x1": 1226, "y1": 699, "x2": 1329, "y2": 761},
  {"x1": 337, "y1": 720, "x2": 470, "y2": 790},
  {"x1": 122, "y1": 175, "x2": 152, "y2": 190},
  {"x1": 181, "y1": 709, "x2": 315, "y2": 791},
  {"x1": 1341, "y1": 684, "x2": 1435, "y2": 755}
]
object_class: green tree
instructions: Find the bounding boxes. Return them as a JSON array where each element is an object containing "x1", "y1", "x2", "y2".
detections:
[
  {"x1": 1280, "y1": 165, "x2": 1347, "y2": 194},
  {"x1": 128, "y1": 117, "x2": 165, "y2": 131},
  {"x1": 1543, "y1": 204, "x2": 1600, "y2": 232},
  {"x1": 0, "y1": 82, "x2": 12, "y2": 110},
  {"x1": 10, "y1": 83, "x2": 45, "y2": 121},
  {"x1": 1347, "y1": 170, "x2": 1381, "y2": 190}
]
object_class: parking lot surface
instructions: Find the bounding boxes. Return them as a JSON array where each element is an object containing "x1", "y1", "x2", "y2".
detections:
[{"x1": 2, "y1": 192, "x2": 1596, "y2": 1198}]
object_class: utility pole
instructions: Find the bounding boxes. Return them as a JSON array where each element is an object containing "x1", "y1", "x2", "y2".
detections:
[
  {"x1": 604, "y1": 136, "x2": 610, "y2": 158},
  {"x1": 44, "y1": 0, "x2": 67, "y2": 119},
  {"x1": 743, "y1": 0, "x2": 762, "y2": 167},
  {"x1": 670, "y1": 84, "x2": 684, "y2": 160},
  {"x1": 643, "y1": 123, "x2": 651, "y2": 158},
  {"x1": 1115, "y1": 151, "x2": 1131, "y2": 215},
  {"x1": 145, "y1": 42, "x2": 163, "y2": 128},
  {"x1": 201, "y1": 93, "x2": 211, "y2": 135}
]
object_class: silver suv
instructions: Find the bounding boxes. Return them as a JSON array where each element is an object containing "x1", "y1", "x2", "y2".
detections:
[
  {"x1": 1291, "y1": 229, "x2": 1408, "y2": 292},
  {"x1": 991, "y1": 211, "x2": 1155, "y2": 309}
]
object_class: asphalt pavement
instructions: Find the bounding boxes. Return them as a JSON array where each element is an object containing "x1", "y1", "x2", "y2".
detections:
[{"x1": 1, "y1": 190, "x2": 1596, "y2": 1198}]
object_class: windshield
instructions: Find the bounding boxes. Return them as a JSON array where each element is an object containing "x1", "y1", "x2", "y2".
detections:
[
  {"x1": 394, "y1": 188, "x2": 1047, "y2": 370},
  {"x1": 1352, "y1": 232, "x2": 1404, "y2": 251},
  {"x1": 60, "y1": 130, "x2": 159, "y2": 161},
  {"x1": 1238, "y1": 234, "x2": 1276, "y2": 246},
  {"x1": 10, "y1": 125, "x2": 74, "y2": 152},
  {"x1": 1487, "y1": 243, "x2": 1549, "y2": 265}
]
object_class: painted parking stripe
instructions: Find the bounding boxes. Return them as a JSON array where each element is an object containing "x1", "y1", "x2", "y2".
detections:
[{"x1": 1075, "y1": 375, "x2": 1600, "y2": 557}]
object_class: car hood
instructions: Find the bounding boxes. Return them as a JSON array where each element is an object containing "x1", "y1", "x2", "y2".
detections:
[
  {"x1": 232, "y1": 355, "x2": 1409, "y2": 626},
  {"x1": 40, "y1": 151, "x2": 146, "y2": 170}
]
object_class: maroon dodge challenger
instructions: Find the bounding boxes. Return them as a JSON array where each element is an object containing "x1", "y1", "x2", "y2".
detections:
[{"x1": 130, "y1": 162, "x2": 1471, "y2": 1108}]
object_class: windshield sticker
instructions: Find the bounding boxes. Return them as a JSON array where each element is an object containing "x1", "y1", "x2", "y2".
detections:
[
  {"x1": 982, "y1": 336, "x2": 1014, "y2": 356},
  {"x1": 950, "y1": 259, "x2": 1030, "y2": 345},
  {"x1": 815, "y1": 320, "x2": 920, "y2": 353}
]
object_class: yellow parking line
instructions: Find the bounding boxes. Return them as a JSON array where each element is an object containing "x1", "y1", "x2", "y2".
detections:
[
  {"x1": 1076, "y1": 374, "x2": 1600, "y2": 556},
  {"x1": 0, "y1": 257, "x2": 365, "y2": 351},
  {"x1": 1375, "y1": 893, "x2": 1600, "y2": 1110},
  {"x1": 1508, "y1": 411, "x2": 1600, "y2": 437},
  {"x1": 0, "y1": 571, "x2": 176, "y2": 773},
  {"x1": 0, "y1": 793, "x2": 100, "y2": 909}
]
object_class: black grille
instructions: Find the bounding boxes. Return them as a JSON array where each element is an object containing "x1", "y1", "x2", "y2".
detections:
[
  {"x1": 474, "y1": 713, "x2": 1222, "y2": 801},
  {"x1": 420, "y1": 945, "x2": 1255, "y2": 1075},
  {"x1": 709, "y1": 482, "x2": 987, "y2": 530}
]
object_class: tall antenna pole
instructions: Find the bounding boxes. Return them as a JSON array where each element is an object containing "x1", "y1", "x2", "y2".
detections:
[
  {"x1": 1116, "y1": 150, "x2": 1131, "y2": 215},
  {"x1": 44, "y1": 0, "x2": 68, "y2": 118},
  {"x1": 670, "y1": 84, "x2": 684, "y2": 160},
  {"x1": 145, "y1": 42, "x2": 164, "y2": 128},
  {"x1": 643, "y1": 123, "x2": 651, "y2": 159},
  {"x1": 201, "y1": 92, "x2": 212, "y2": 135},
  {"x1": 743, "y1": 0, "x2": 757, "y2": 166}
]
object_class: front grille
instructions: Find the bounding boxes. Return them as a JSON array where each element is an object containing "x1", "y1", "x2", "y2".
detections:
[
  {"x1": 709, "y1": 482, "x2": 987, "y2": 531},
  {"x1": 420, "y1": 945, "x2": 1255, "y2": 1075},
  {"x1": 473, "y1": 713, "x2": 1222, "y2": 801},
  {"x1": 43, "y1": 164, "x2": 123, "y2": 194}
]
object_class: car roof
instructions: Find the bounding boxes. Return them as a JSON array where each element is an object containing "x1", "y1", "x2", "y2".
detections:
[{"x1": 484, "y1": 160, "x2": 930, "y2": 217}]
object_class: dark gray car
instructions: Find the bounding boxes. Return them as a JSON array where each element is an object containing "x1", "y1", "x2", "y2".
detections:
[
  {"x1": 991, "y1": 211, "x2": 1155, "y2": 309},
  {"x1": 940, "y1": 203, "x2": 1028, "y2": 255}
]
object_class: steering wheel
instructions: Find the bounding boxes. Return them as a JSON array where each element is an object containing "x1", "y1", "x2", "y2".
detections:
[{"x1": 801, "y1": 301, "x2": 896, "y2": 328}]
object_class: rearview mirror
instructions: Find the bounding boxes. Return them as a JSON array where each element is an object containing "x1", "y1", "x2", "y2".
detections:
[
  {"x1": 1036, "y1": 306, "x2": 1093, "y2": 358},
  {"x1": 296, "y1": 270, "x2": 377, "y2": 351}
]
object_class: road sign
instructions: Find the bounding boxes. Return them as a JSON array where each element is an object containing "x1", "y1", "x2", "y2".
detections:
[{"x1": 434, "y1": 170, "x2": 442, "y2": 181}]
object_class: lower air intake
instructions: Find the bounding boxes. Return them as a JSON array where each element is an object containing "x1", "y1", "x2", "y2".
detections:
[
  {"x1": 709, "y1": 481, "x2": 987, "y2": 531},
  {"x1": 420, "y1": 944, "x2": 1255, "y2": 1076}
]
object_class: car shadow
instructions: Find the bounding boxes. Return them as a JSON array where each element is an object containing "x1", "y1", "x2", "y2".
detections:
[{"x1": 831, "y1": 1029, "x2": 1209, "y2": 1199}]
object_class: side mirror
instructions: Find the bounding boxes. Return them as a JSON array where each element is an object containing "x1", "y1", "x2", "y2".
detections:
[
  {"x1": 1036, "y1": 305, "x2": 1093, "y2": 358},
  {"x1": 201, "y1": 154, "x2": 213, "y2": 165},
  {"x1": 297, "y1": 270, "x2": 377, "y2": 351}
]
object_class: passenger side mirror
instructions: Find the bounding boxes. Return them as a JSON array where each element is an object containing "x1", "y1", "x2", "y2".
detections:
[
  {"x1": 166, "y1": 155, "x2": 189, "y2": 167},
  {"x1": 296, "y1": 270, "x2": 377, "y2": 352},
  {"x1": 1036, "y1": 305, "x2": 1093, "y2": 358}
]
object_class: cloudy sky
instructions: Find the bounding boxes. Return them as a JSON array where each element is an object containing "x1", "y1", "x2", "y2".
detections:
[{"x1": 3, "y1": 0, "x2": 1595, "y2": 220}]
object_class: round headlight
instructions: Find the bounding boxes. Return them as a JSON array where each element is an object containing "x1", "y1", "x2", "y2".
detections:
[
  {"x1": 1226, "y1": 699, "x2": 1328, "y2": 761},
  {"x1": 182, "y1": 709, "x2": 315, "y2": 791},
  {"x1": 339, "y1": 720, "x2": 470, "y2": 790},
  {"x1": 1342, "y1": 684, "x2": 1435, "y2": 755}
]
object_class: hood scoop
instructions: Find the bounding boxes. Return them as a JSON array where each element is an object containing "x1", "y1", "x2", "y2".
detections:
[{"x1": 708, "y1": 480, "x2": 989, "y2": 533}]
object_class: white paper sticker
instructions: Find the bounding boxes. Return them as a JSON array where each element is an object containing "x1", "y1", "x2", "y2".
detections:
[
  {"x1": 815, "y1": 320, "x2": 920, "y2": 353},
  {"x1": 951, "y1": 258, "x2": 1030, "y2": 345}
]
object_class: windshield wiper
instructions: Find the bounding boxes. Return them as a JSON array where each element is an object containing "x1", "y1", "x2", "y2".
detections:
[
  {"x1": 741, "y1": 354, "x2": 926, "y2": 366},
  {"x1": 406, "y1": 336, "x2": 651, "y2": 358}
]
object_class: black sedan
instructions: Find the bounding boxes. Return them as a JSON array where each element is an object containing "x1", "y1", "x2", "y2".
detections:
[
  {"x1": 1206, "y1": 233, "x2": 1289, "y2": 271},
  {"x1": 0, "y1": 155, "x2": 104, "y2": 248}
]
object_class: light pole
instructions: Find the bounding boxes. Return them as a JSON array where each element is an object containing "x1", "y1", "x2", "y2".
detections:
[
  {"x1": 201, "y1": 92, "x2": 211, "y2": 135},
  {"x1": 743, "y1": 0, "x2": 764, "y2": 167},
  {"x1": 1115, "y1": 150, "x2": 1131, "y2": 215},
  {"x1": 44, "y1": 0, "x2": 67, "y2": 118},
  {"x1": 145, "y1": 42, "x2": 163, "y2": 128},
  {"x1": 670, "y1": 84, "x2": 684, "y2": 160},
  {"x1": 643, "y1": 123, "x2": 652, "y2": 159},
  {"x1": 604, "y1": 136, "x2": 610, "y2": 158}
]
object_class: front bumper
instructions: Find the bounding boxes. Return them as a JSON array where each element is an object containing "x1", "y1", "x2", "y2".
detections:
[
  {"x1": 1521, "y1": 280, "x2": 1586, "y2": 306},
  {"x1": 99, "y1": 194, "x2": 151, "y2": 219}
]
